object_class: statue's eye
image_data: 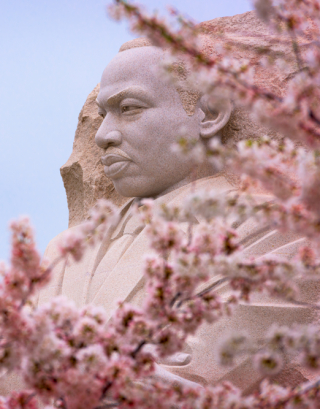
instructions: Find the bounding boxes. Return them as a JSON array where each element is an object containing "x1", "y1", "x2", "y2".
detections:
[
  {"x1": 121, "y1": 105, "x2": 141, "y2": 114},
  {"x1": 98, "y1": 110, "x2": 106, "y2": 118}
]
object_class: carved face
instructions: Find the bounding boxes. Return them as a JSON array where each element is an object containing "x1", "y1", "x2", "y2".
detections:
[{"x1": 95, "y1": 46, "x2": 202, "y2": 198}]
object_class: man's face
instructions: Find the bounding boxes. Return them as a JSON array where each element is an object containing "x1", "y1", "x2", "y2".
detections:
[{"x1": 95, "y1": 46, "x2": 201, "y2": 198}]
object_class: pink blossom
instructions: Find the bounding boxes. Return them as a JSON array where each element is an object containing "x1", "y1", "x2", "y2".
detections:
[
  {"x1": 57, "y1": 229, "x2": 86, "y2": 262},
  {"x1": 253, "y1": 350, "x2": 284, "y2": 376}
]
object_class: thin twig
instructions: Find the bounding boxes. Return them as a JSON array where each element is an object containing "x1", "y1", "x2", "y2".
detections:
[
  {"x1": 131, "y1": 340, "x2": 146, "y2": 358},
  {"x1": 290, "y1": 30, "x2": 303, "y2": 71},
  {"x1": 170, "y1": 291, "x2": 182, "y2": 308},
  {"x1": 176, "y1": 277, "x2": 230, "y2": 308},
  {"x1": 100, "y1": 381, "x2": 113, "y2": 400},
  {"x1": 196, "y1": 277, "x2": 231, "y2": 298},
  {"x1": 309, "y1": 108, "x2": 320, "y2": 126}
]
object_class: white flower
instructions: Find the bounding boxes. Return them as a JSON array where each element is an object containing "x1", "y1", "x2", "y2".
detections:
[
  {"x1": 254, "y1": 350, "x2": 284, "y2": 376},
  {"x1": 75, "y1": 344, "x2": 108, "y2": 374}
]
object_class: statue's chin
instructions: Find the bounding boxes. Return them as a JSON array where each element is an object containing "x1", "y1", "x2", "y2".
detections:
[
  {"x1": 111, "y1": 178, "x2": 168, "y2": 199},
  {"x1": 110, "y1": 170, "x2": 198, "y2": 199},
  {"x1": 110, "y1": 178, "x2": 149, "y2": 199}
]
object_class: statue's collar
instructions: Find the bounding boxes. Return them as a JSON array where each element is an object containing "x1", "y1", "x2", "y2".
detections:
[{"x1": 131, "y1": 173, "x2": 235, "y2": 208}]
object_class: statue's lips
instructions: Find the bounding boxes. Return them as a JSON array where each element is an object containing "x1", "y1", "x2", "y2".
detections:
[
  {"x1": 101, "y1": 152, "x2": 132, "y2": 178},
  {"x1": 101, "y1": 154, "x2": 131, "y2": 166}
]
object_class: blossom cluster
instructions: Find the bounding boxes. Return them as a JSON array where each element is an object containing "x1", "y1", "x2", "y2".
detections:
[
  {"x1": 0, "y1": 194, "x2": 319, "y2": 408},
  {"x1": 218, "y1": 322, "x2": 320, "y2": 377},
  {"x1": 58, "y1": 200, "x2": 119, "y2": 262}
]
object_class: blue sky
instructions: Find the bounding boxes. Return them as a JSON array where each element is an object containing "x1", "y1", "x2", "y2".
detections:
[{"x1": 0, "y1": 0, "x2": 252, "y2": 261}]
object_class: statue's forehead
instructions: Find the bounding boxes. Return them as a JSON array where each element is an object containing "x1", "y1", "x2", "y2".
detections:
[
  {"x1": 101, "y1": 46, "x2": 165, "y2": 86},
  {"x1": 98, "y1": 47, "x2": 176, "y2": 104}
]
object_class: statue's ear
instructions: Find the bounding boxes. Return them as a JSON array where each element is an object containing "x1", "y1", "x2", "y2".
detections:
[{"x1": 199, "y1": 95, "x2": 232, "y2": 139}]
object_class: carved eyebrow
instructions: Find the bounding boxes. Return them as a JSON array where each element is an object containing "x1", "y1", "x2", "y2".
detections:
[{"x1": 99, "y1": 86, "x2": 153, "y2": 107}]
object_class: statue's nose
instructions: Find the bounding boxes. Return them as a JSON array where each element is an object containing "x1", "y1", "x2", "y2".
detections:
[{"x1": 95, "y1": 130, "x2": 122, "y2": 149}]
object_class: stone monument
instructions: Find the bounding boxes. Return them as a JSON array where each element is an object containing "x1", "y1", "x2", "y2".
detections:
[
  {"x1": 60, "y1": 11, "x2": 298, "y2": 229},
  {"x1": 0, "y1": 11, "x2": 316, "y2": 395}
]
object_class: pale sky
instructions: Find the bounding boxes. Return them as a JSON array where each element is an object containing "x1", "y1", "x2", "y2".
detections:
[{"x1": 0, "y1": 0, "x2": 253, "y2": 261}]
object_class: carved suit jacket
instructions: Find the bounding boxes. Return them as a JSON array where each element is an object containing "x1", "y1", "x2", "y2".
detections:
[{"x1": 1, "y1": 175, "x2": 318, "y2": 395}]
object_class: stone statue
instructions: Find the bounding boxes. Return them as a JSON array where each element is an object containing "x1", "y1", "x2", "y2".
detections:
[
  {"x1": 0, "y1": 11, "x2": 317, "y2": 395},
  {"x1": 60, "y1": 11, "x2": 293, "y2": 229}
]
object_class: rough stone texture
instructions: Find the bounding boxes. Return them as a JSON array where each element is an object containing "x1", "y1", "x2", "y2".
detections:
[
  {"x1": 199, "y1": 12, "x2": 300, "y2": 145},
  {"x1": 60, "y1": 85, "x2": 128, "y2": 228},
  {"x1": 61, "y1": 11, "x2": 302, "y2": 227}
]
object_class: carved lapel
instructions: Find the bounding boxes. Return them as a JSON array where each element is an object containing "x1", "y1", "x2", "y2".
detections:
[
  {"x1": 91, "y1": 227, "x2": 149, "y2": 319},
  {"x1": 90, "y1": 175, "x2": 235, "y2": 317}
]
